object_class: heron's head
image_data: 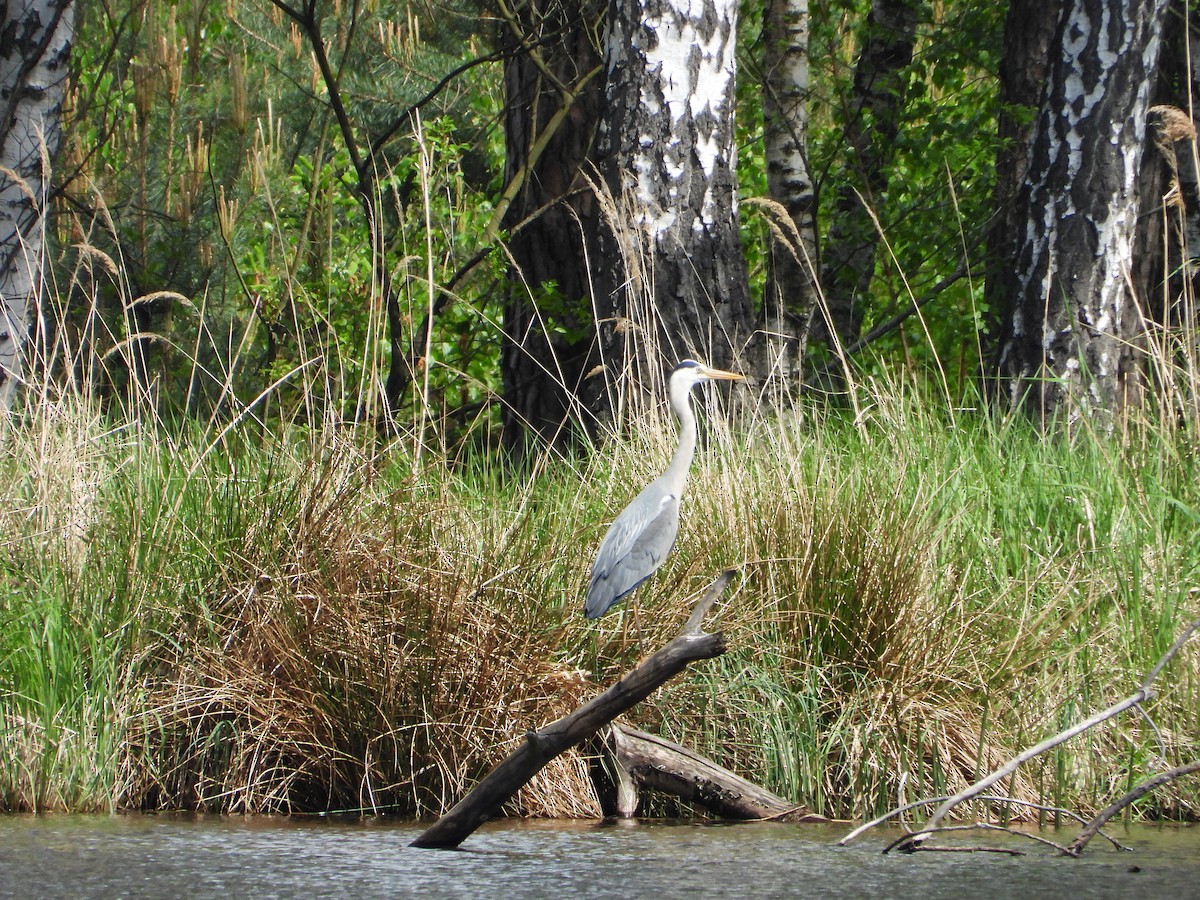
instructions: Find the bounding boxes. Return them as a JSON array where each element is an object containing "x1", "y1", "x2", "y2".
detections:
[{"x1": 672, "y1": 359, "x2": 744, "y2": 390}]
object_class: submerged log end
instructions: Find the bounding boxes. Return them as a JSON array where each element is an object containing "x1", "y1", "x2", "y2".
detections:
[{"x1": 410, "y1": 807, "x2": 493, "y2": 850}]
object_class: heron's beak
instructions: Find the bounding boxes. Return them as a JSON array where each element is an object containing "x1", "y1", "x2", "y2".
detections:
[{"x1": 700, "y1": 365, "x2": 744, "y2": 381}]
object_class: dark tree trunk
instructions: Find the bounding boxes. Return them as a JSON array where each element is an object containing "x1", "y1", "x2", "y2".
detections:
[
  {"x1": 816, "y1": 0, "x2": 920, "y2": 350},
  {"x1": 762, "y1": 0, "x2": 819, "y2": 387},
  {"x1": 1136, "y1": 106, "x2": 1198, "y2": 334},
  {"x1": 590, "y1": 0, "x2": 755, "y2": 416},
  {"x1": 0, "y1": 0, "x2": 74, "y2": 412},
  {"x1": 499, "y1": 0, "x2": 606, "y2": 453},
  {"x1": 990, "y1": 0, "x2": 1171, "y2": 425}
]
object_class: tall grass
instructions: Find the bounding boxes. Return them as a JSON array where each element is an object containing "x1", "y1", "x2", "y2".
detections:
[
  {"x1": 2, "y1": 129, "x2": 1198, "y2": 824},
  {"x1": 2, "y1": 352, "x2": 1198, "y2": 819}
]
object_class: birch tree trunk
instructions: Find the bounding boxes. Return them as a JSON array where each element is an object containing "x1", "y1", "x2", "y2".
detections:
[
  {"x1": 0, "y1": 0, "x2": 74, "y2": 413},
  {"x1": 591, "y1": 0, "x2": 755, "y2": 412},
  {"x1": 991, "y1": 0, "x2": 1170, "y2": 425},
  {"x1": 762, "y1": 0, "x2": 818, "y2": 386},
  {"x1": 815, "y1": 0, "x2": 919, "y2": 350},
  {"x1": 982, "y1": 0, "x2": 1059, "y2": 398}
]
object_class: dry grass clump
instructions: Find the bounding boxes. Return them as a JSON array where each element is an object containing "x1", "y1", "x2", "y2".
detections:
[
  {"x1": 0, "y1": 398, "x2": 109, "y2": 576},
  {"x1": 0, "y1": 398, "x2": 127, "y2": 812},
  {"x1": 116, "y1": 441, "x2": 598, "y2": 817}
]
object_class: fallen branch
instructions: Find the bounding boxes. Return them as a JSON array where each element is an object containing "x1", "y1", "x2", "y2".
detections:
[
  {"x1": 882, "y1": 822, "x2": 1072, "y2": 855},
  {"x1": 841, "y1": 614, "x2": 1200, "y2": 854},
  {"x1": 604, "y1": 724, "x2": 827, "y2": 822},
  {"x1": 1066, "y1": 760, "x2": 1200, "y2": 856},
  {"x1": 411, "y1": 571, "x2": 736, "y2": 849},
  {"x1": 840, "y1": 795, "x2": 1125, "y2": 850}
]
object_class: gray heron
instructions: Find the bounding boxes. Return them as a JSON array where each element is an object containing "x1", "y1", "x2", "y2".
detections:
[{"x1": 584, "y1": 359, "x2": 744, "y2": 619}]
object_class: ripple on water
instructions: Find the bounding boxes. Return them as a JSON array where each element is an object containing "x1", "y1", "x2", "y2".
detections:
[{"x1": 0, "y1": 814, "x2": 1196, "y2": 899}]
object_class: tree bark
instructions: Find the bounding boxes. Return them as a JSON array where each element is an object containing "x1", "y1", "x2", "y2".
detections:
[
  {"x1": 761, "y1": 0, "x2": 819, "y2": 386},
  {"x1": 982, "y1": 0, "x2": 1059, "y2": 394},
  {"x1": 990, "y1": 0, "x2": 1171, "y2": 426},
  {"x1": 816, "y1": 0, "x2": 920, "y2": 350},
  {"x1": 1131, "y1": 3, "x2": 1200, "y2": 334},
  {"x1": 499, "y1": 0, "x2": 606, "y2": 453},
  {"x1": 0, "y1": 0, "x2": 74, "y2": 413},
  {"x1": 590, "y1": 0, "x2": 755, "y2": 416},
  {"x1": 1135, "y1": 104, "x2": 1198, "y2": 333}
]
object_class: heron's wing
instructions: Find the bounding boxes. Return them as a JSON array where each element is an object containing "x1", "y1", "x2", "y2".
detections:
[{"x1": 584, "y1": 487, "x2": 680, "y2": 618}]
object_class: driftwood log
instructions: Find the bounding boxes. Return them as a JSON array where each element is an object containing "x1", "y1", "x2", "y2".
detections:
[
  {"x1": 604, "y1": 724, "x2": 827, "y2": 822},
  {"x1": 412, "y1": 572, "x2": 737, "y2": 849}
]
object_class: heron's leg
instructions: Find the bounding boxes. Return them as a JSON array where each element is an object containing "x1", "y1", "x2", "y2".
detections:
[{"x1": 587, "y1": 627, "x2": 599, "y2": 681}]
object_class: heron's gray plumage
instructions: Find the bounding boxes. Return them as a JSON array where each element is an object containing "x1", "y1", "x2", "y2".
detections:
[
  {"x1": 584, "y1": 484, "x2": 680, "y2": 619},
  {"x1": 583, "y1": 360, "x2": 742, "y2": 619}
]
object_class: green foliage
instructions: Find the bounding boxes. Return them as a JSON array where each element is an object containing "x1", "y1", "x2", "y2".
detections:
[
  {"x1": 63, "y1": 1, "x2": 506, "y2": 430},
  {"x1": 60, "y1": 0, "x2": 1024, "y2": 435},
  {"x1": 738, "y1": 0, "x2": 1005, "y2": 392}
]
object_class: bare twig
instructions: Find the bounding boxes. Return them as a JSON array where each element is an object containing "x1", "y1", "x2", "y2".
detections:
[
  {"x1": 368, "y1": 45, "x2": 519, "y2": 159},
  {"x1": 886, "y1": 695, "x2": 1147, "y2": 852},
  {"x1": 1142, "y1": 617, "x2": 1200, "y2": 687},
  {"x1": 841, "y1": 615, "x2": 1200, "y2": 854},
  {"x1": 905, "y1": 845, "x2": 1025, "y2": 856},
  {"x1": 884, "y1": 822, "x2": 1070, "y2": 855},
  {"x1": 1066, "y1": 760, "x2": 1200, "y2": 856},
  {"x1": 840, "y1": 794, "x2": 1120, "y2": 846},
  {"x1": 683, "y1": 570, "x2": 735, "y2": 634}
]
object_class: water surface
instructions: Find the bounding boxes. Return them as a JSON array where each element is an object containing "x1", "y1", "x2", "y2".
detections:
[{"x1": 0, "y1": 814, "x2": 1196, "y2": 899}]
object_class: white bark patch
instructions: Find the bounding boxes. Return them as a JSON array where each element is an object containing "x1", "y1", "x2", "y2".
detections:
[
  {"x1": 1000, "y1": 0, "x2": 1168, "y2": 421},
  {"x1": 764, "y1": 0, "x2": 811, "y2": 191},
  {"x1": 621, "y1": 0, "x2": 738, "y2": 237}
]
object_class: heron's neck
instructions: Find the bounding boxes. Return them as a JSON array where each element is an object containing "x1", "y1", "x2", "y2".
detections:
[{"x1": 662, "y1": 382, "x2": 698, "y2": 493}]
